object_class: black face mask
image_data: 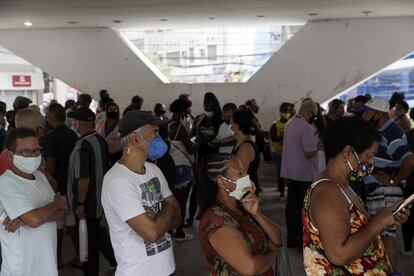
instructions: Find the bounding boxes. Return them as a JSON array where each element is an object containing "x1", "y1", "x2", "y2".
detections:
[
  {"x1": 368, "y1": 112, "x2": 379, "y2": 129},
  {"x1": 107, "y1": 112, "x2": 119, "y2": 119},
  {"x1": 46, "y1": 122, "x2": 53, "y2": 131},
  {"x1": 308, "y1": 112, "x2": 317, "y2": 124},
  {"x1": 309, "y1": 117, "x2": 317, "y2": 124},
  {"x1": 352, "y1": 110, "x2": 363, "y2": 117},
  {"x1": 223, "y1": 119, "x2": 231, "y2": 125},
  {"x1": 157, "y1": 110, "x2": 166, "y2": 116}
]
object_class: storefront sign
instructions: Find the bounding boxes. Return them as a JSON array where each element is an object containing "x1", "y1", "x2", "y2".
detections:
[{"x1": 12, "y1": 75, "x2": 32, "y2": 87}]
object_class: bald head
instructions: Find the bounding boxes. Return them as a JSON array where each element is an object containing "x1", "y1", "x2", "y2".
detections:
[
  {"x1": 15, "y1": 108, "x2": 45, "y2": 130},
  {"x1": 299, "y1": 98, "x2": 318, "y2": 115}
]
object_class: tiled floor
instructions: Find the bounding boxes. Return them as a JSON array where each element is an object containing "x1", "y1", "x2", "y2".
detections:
[{"x1": 60, "y1": 161, "x2": 414, "y2": 276}]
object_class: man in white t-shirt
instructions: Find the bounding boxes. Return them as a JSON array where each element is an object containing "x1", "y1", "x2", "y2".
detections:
[
  {"x1": 102, "y1": 111, "x2": 181, "y2": 276},
  {"x1": 213, "y1": 103, "x2": 237, "y2": 153},
  {"x1": 0, "y1": 127, "x2": 68, "y2": 276}
]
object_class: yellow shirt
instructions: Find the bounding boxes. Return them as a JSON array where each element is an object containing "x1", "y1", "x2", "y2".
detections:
[{"x1": 272, "y1": 120, "x2": 287, "y2": 155}]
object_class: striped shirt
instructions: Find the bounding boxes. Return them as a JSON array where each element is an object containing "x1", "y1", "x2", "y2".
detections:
[
  {"x1": 364, "y1": 119, "x2": 411, "y2": 237},
  {"x1": 402, "y1": 130, "x2": 414, "y2": 189},
  {"x1": 67, "y1": 131, "x2": 110, "y2": 219},
  {"x1": 364, "y1": 119, "x2": 413, "y2": 193}
]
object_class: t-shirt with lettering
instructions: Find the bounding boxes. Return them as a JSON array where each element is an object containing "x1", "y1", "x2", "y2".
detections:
[
  {"x1": 102, "y1": 162, "x2": 175, "y2": 276},
  {"x1": 0, "y1": 170, "x2": 57, "y2": 276}
]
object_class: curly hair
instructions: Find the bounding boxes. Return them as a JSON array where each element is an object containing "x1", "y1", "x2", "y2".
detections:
[{"x1": 323, "y1": 116, "x2": 381, "y2": 160}]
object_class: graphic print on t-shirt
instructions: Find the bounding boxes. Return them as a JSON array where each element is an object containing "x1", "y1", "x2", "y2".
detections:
[{"x1": 139, "y1": 177, "x2": 172, "y2": 256}]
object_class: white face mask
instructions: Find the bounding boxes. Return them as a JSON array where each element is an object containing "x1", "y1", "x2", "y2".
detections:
[
  {"x1": 13, "y1": 155, "x2": 42, "y2": 174},
  {"x1": 224, "y1": 175, "x2": 252, "y2": 200},
  {"x1": 205, "y1": 111, "x2": 214, "y2": 118}
]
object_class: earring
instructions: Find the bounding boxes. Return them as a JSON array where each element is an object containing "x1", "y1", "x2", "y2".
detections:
[{"x1": 127, "y1": 147, "x2": 131, "y2": 155}]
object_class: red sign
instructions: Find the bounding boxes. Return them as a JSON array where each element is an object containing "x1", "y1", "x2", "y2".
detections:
[{"x1": 12, "y1": 75, "x2": 32, "y2": 87}]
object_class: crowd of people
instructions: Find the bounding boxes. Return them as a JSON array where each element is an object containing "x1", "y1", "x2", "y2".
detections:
[
  {"x1": 0, "y1": 90, "x2": 412, "y2": 276},
  {"x1": 271, "y1": 92, "x2": 414, "y2": 275}
]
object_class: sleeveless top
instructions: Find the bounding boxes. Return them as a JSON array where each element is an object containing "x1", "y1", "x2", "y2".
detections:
[
  {"x1": 303, "y1": 179, "x2": 392, "y2": 275},
  {"x1": 232, "y1": 140, "x2": 260, "y2": 188},
  {"x1": 199, "y1": 203, "x2": 273, "y2": 276}
]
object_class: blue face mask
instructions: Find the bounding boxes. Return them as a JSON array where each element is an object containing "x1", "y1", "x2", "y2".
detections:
[{"x1": 145, "y1": 135, "x2": 168, "y2": 161}]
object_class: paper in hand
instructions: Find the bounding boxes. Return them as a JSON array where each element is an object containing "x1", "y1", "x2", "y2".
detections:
[{"x1": 393, "y1": 194, "x2": 414, "y2": 215}]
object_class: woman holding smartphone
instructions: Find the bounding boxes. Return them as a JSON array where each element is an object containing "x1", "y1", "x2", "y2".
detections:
[{"x1": 303, "y1": 116, "x2": 411, "y2": 275}]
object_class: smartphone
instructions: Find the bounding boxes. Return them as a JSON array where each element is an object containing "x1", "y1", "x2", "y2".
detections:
[{"x1": 393, "y1": 194, "x2": 414, "y2": 215}]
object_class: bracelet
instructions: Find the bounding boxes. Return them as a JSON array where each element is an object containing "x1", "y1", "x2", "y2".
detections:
[{"x1": 78, "y1": 202, "x2": 85, "y2": 206}]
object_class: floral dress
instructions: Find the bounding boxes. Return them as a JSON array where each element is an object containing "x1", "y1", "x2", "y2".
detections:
[
  {"x1": 199, "y1": 203, "x2": 273, "y2": 276},
  {"x1": 303, "y1": 179, "x2": 392, "y2": 276}
]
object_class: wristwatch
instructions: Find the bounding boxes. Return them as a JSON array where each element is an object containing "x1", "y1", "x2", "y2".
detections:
[
  {"x1": 389, "y1": 178, "x2": 395, "y2": 186},
  {"x1": 78, "y1": 201, "x2": 85, "y2": 206}
]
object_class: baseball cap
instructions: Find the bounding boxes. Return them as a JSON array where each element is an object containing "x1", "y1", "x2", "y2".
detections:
[
  {"x1": 13, "y1": 96, "x2": 32, "y2": 110},
  {"x1": 68, "y1": 107, "x2": 96, "y2": 122},
  {"x1": 364, "y1": 98, "x2": 390, "y2": 113},
  {"x1": 119, "y1": 110, "x2": 164, "y2": 138}
]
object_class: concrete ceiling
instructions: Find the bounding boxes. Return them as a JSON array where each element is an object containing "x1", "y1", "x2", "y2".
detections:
[{"x1": 0, "y1": 0, "x2": 414, "y2": 29}]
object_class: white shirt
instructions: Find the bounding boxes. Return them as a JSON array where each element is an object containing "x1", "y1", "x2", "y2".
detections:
[
  {"x1": 102, "y1": 162, "x2": 175, "y2": 276},
  {"x1": 216, "y1": 122, "x2": 234, "y2": 153},
  {"x1": 0, "y1": 170, "x2": 57, "y2": 276}
]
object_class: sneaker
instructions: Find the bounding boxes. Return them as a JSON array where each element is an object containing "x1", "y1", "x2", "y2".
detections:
[{"x1": 401, "y1": 250, "x2": 413, "y2": 257}]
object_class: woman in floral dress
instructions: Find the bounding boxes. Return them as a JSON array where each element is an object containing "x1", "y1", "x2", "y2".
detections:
[
  {"x1": 303, "y1": 116, "x2": 411, "y2": 275},
  {"x1": 198, "y1": 153, "x2": 282, "y2": 275}
]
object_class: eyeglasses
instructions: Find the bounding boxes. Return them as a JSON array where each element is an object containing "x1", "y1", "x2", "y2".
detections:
[{"x1": 14, "y1": 148, "x2": 42, "y2": 157}]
